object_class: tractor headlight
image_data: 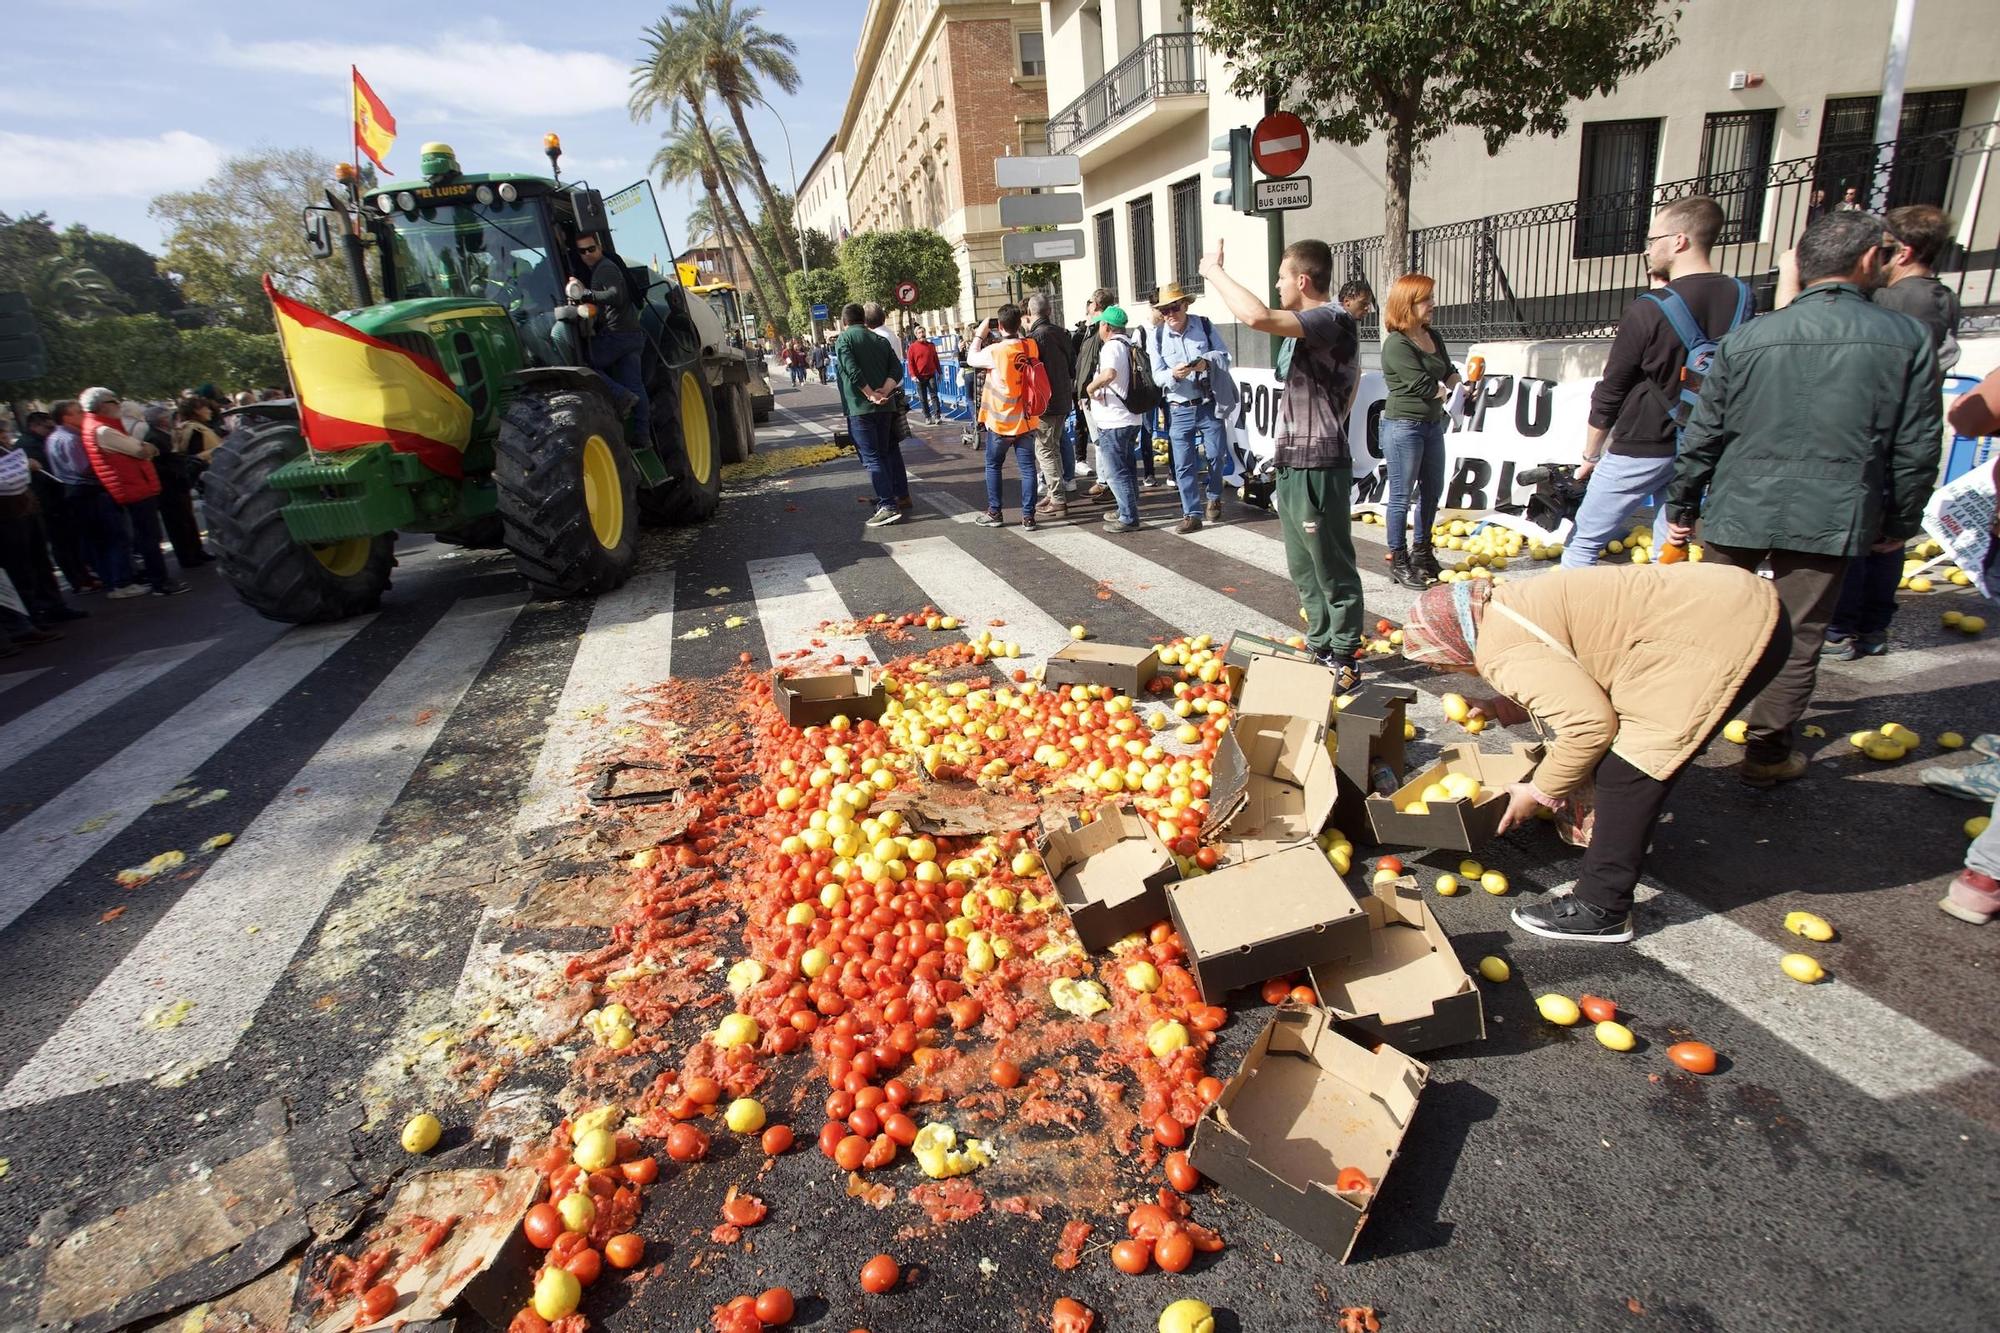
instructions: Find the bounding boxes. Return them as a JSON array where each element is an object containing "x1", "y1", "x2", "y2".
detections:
[
  {"x1": 394, "y1": 191, "x2": 416, "y2": 213},
  {"x1": 474, "y1": 184, "x2": 495, "y2": 206},
  {"x1": 498, "y1": 182, "x2": 519, "y2": 203},
  {"x1": 374, "y1": 195, "x2": 394, "y2": 215}
]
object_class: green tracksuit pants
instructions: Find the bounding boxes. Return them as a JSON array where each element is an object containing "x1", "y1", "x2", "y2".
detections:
[{"x1": 1274, "y1": 465, "x2": 1363, "y2": 656}]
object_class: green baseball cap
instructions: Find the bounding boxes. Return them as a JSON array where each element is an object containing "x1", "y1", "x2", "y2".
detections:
[{"x1": 1089, "y1": 305, "x2": 1129, "y2": 328}]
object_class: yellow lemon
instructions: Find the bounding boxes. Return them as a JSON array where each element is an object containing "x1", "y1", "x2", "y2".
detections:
[
  {"x1": 1960, "y1": 615, "x2": 1987, "y2": 633},
  {"x1": 714, "y1": 1013, "x2": 760, "y2": 1049},
  {"x1": 1459, "y1": 859, "x2": 1484, "y2": 879},
  {"x1": 1968, "y1": 815, "x2": 1991, "y2": 839},
  {"x1": 725, "y1": 1097, "x2": 767, "y2": 1134},
  {"x1": 1862, "y1": 737, "x2": 1906, "y2": 762},
  {"x1": 1480, "y1": 870, "x2": 1510, "y2": 895},
  {"x1": 1477, "y1": 955, "x2": 1509, "y2": 982},
  {"x1": 1536, "y1": 994, "x2": 1582, "y2": 1026},
  {"x1": 1938, "y1": 732, "x2": 1965, "y2": 749},
  {"x1": 1784, "y1": 910, "x2": 1835, "y2": 942},
  {"x1": 1159, "y1": 1299, "x2": 1216, "y2": 1333},
  {"x1": 400, "y1": 1112, "x2": 442, "y2": 1154},
  {"x1": 572, "y1": 1126, "x2": 617, "y2": 1170},
  {"x1": 1595, "y1": 1021, "x2": 1637, "y2": 1051},
  {"x1": 1849, "y1": 729, "x2": 1876, "y2": 749},
  {"x1": 1722, "y1": 719, "x2": 1748, "y2": 744},
  {"x1": 533, "y1": 1267, "x2": 582, "y2": 1321},
  {"x1": 1780, "y1": 953, "x2": 1826, "y2": 984},
  {"x1": 1435, "y1": 873, "x2": 1462, "y2": 896}
]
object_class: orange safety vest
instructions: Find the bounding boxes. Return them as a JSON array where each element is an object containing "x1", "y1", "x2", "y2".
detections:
[{"x1": 978, "y1": 336, "x2": 1041, "y2": 436}]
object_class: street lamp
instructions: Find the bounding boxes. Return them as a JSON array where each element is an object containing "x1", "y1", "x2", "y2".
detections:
[{"x1": 754, "y1": 95, "x2": 817, "y2": 342}]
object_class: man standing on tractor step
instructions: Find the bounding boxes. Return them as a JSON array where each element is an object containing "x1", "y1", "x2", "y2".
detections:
[{"x1": 568, "y1": 233, "x2": 649, "y2": 449}]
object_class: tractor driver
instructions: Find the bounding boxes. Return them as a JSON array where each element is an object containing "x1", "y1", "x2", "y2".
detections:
[{"x1": 567, "y1": 232, "x2": 650, "y2": 449}]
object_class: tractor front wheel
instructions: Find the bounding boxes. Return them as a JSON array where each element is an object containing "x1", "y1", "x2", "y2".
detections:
[
  {"x1": 637, "y1": 368, "x2": 722, "y2": 526},
  {"x1": 495, "y1": 387, "x2": 638, "y2": 598},
  {"x1": 204, "y1": 417, "x2": 396, "y2": 624}
]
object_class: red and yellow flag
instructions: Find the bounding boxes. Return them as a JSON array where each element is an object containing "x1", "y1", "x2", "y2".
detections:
[
  {"x1": 263, "y1": 277, "x2": 471, "y2": 478},
  {"x1": 352, "y1": 66, "x2": 396, "y2": 173}
]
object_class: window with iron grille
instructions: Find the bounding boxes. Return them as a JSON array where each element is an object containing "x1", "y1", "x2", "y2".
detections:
[
  {"x1": 1818, "y1": 89, "x2": 1966, "y2": 209},
  {"x1": 1699, "y1": 110, "x2": 1776, "y2": 244},
  {"x1": 1018, "y1": 31, "x2": 1046, "y2": 77},
  {"x1": 1169, "y1": 177, "x2": 1202, "y2": 290},
  {"x1": 1129, "y1": 196, "x2": 1156, "y2": 299},
  {"x1": 1574, "y1": 118, "x2": 1661, "y2": 259},
  {"x1": 1094, "y1": 211, "x2": 1117, "y2": 291}
]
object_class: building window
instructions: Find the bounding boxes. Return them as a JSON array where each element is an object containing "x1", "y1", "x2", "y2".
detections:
[
  {"x1": 1018, "y1": 30, "x2": 1046, "y2": 77},
  {"x1": 1698, "y1": 109, "x2": 1776, "y2": 245},
  {"x1": 1817, "y1": 89, "x2": 1966, "y2": 210},
  {"x1": 1169, "y1": 177, "x2": 1202, "y2": 290},
  {"x1": 1574, "y1": 118, "x2": 1661, "y2": 259},
  {"x1": 1094, "y1": 210, "x2": 1117, "y2": 291},
  {"x1": 1129, "y1": 197, "x2": 1156, "y2": 301},
  {"x1": 922, "y1": 156, "x2": 942, "y2": 229}
]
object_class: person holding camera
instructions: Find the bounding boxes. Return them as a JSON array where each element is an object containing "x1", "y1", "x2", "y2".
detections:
[{"x1": 1149, "y1": 281, "x2": 1236, "y2": 534}]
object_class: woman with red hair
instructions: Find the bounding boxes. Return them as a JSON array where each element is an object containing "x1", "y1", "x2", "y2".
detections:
[{"x1": 1378, "y1": 273, "x2": 1460, "y2": 588}]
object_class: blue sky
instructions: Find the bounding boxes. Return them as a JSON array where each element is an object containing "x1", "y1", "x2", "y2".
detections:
[{"x1": 0, "y1": 0, "x2": 858, "y2": 258}]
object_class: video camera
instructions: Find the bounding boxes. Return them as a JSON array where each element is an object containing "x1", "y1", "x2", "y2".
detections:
[{"x1": 1513, "y1": 463, "x2": 1588, "y2": 532}]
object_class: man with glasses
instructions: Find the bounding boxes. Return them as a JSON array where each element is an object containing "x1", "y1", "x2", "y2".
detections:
[
  {"x1": 565, "y1": 233, "x2": 649, "y2": 449},
  {"x1": 1565, "y1": 196, "x2": 1751, "y2": 570},
  {"x1": 1148, "y1": 280, "x2": 1236, "y2": 533}
]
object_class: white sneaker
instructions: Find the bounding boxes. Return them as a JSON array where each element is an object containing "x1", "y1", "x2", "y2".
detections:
[{"x1": 107, "y1": 585, "x2": 149, "y2": 599}]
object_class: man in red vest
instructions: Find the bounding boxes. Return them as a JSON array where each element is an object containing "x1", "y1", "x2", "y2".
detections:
[{"x1": 78, "y1": 386, "x2": 186, "y2": 598}]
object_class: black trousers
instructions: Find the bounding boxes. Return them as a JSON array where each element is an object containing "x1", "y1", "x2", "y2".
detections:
[
  {"x1": 1573, "y1": 615, "x2": 1793, "y2": 914},
  {"x1": 158, "y1": 480, "x2": 207, "y2": 564},
  {"x1": 0, "y1": 507, "x2": 70, "y2": 621}
]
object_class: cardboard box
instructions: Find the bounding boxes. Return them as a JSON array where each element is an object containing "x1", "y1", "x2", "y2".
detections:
[
  {"x1": 772, "y1": 667, "x2": 886, "y2": 728},
  {"x1": 1365, "y1": 741, "x2": 1543, "y2": 851},
  {"x1": 1040, "y1": 805, "x2": 1180, "y2": 953},
  {"x1": 1330, "y1": 683, "x2": 1416, "y2": 844},
  {"x1": 1200, "y1": 711, "x2": 1338, "y2": 861},
  {"x1": 1234, "y1": 653, "x2": 1340, "y2": 723},
  {"x1": 1222, "y1": 630, "x2": 1315, "y2": 695},
  {"x1": 1167, "y1": 844, "x2": 1370, "y2": 1002},
  {"x1": 1309, "y1": 875, "x2": 1484, "y2": 1053},
  {"x1": 1188, "y1": 1004, "x2": 1428, "y2": 1262},
  {"x1": 1042, "y1": 641, "x2": 1161, "y2": 696}
]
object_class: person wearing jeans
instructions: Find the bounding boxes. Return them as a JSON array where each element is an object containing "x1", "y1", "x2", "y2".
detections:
[
  {"x1": 833, "y1": 303, "x2": 908, "y2": 526},
  {"x1": 1084, "y1": 307, "x2": 1145, "y2": 531},
  {"x1": 964, "y1": 304, "x2": 1044, "y2": 529},
  {"x1": 982, "y1": 430, "x2": 1037, "y2": 524},
  {"x1": 1378, "y1": 273, "x2": 1459, "y2": 585},
  {"x1": 77, "y1": 387, "x2": 185, "y2": 597},
  {"x1": 1150, "y1": 280, "x2": 1235, "y2": 533}
]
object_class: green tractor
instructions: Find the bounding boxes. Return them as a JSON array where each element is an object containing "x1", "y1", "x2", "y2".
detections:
[{"x1": 207, "y1": 139, "x2": 760, "y2": 622}]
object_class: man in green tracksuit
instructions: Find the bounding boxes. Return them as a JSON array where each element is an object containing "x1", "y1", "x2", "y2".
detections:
[{"x1": 1201, "y1": 237, "x2": 1365, "y2": 687}]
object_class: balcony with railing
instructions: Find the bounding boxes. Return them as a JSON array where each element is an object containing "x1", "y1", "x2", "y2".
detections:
[
  {"x1": 1327, "y1": 120, "x2": 1999, "y2": 344},
  {"x1": 1045, "y1": 33, "x2": 1205, "y2": 165}
]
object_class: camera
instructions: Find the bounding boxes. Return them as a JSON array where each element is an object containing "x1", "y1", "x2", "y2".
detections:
[{"x1": 1513, "y1": 463, "x2": 1587, "y2": 530}]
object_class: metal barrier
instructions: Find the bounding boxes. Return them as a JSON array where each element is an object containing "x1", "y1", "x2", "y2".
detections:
[{"x1": 905, "y1": 356, "x2": 976, "y2": 422}]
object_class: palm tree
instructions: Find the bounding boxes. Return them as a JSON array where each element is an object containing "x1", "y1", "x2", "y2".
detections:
[
  {"x1": 652, "y1": 118, "x2": 754, "y2": 289},
  {"x1": 676, "y1": 0, "x2": 802, "y2": 271},
  {"x1": 629, "y1": 16, "x2": 788, "y2": 303},
  {"x1": 27, "y1": 256, "x2": 126, "y2": 321}
]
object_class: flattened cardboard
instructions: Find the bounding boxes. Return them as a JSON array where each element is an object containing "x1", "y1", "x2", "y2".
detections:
[
  {"x1": 1365, "y1": 741, "x2": 1543, "y2": 851},
  {"x1": 1041, "y1": 805, "x2": 1180, "y2": 952},
  {"x1": 1309, "y1": 874, "x2": 1484, "y2": 1052},
  {"x1": 1200, "y1": 712, "x2": 1338, "y2": 860},
  {"x1": 1188, "y1": 1004, "x2": 1428, "y2": 1263},
  {"x1": 1331, "y1": 683, "x2": 1416, "y2": 844},
  {"x1": 1167, "y1": 844, "x2": 1369, "y2": 1002},
  {"x1": 1042, "y1": 641, "x2": 1161, "y2": 695},
  {"x1": 1222, "y1": 630, "x2": 1315, "y2": 695},
  {"x1": 772, "y1": 667, "x2": 887, "y2": 727}
]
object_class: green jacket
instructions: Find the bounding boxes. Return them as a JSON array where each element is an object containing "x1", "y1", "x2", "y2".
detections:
[
  {"x1": 1379, "y1": 329, "x2": 1456, "y2": 422},
  {"x1": 1667, "y1": 282, "x2": 1941, "y2": 556},
  {"x1": 835, "y1": 326, "x2": 904, "y2": 417}
]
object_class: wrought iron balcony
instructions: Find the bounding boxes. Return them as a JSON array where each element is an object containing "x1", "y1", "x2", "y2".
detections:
[{"x1": 1046, "y1": 33, "x2": 1205, "y2": 157}]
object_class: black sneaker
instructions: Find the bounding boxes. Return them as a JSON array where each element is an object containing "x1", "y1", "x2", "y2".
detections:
[
  {"x1": 1022, "y1": 515, "x2": 1039, "y2": 532},
  {"x1": 1511, "y1": 896, "x2": 1635, "y2": 944},
  {"x1": 42, "y1": 606, "x2": 89, "y2": 622},
  {"x1": 151, "y1": 582, "x2": 191, "y2": 597},
  {"x1": 865, "y1": 506, "x2": 903, "y2": 528},
  {"x1": 974, "y1": 511, "x2": 1003, "y2": 528}
]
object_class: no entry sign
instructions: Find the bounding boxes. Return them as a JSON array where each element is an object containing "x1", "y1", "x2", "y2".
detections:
[
  {"x1": 895, "y1": 280, "x2": 918, "y2": 305},
  {"x1": 1252, "y1": 111, "x2": 1310, "y2": 178}
]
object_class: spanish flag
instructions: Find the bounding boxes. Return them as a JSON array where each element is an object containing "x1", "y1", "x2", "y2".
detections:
[
  {"x1": 264, "y1": 276, "x2": 472, "y2": 478},
  {"x1": 352, "y1": 66, "x2": 396, "y2": 173}
]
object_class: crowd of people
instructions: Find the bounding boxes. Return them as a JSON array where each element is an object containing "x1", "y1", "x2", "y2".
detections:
[{"x1": 0, "y1": 384, "x2": 279, "y2": 657}]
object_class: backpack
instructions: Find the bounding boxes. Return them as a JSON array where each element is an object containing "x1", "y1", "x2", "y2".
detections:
[
  {"x1": 1119, "y1": 334, "x2": 1163, "y2": 414},
  {"x1": 984, "y1": 337, "x2": 1051, "y2": 430},
  {"x1": 1643, "y1": 277, "x2": 1752, "y2": 443},
  {"x1": 1023, "y1": 347, "x2": 1054, "y2": 419}
]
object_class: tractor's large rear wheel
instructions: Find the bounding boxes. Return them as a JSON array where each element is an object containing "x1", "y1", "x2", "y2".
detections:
[
  {"x1": 717, "y1": 381, "x2": 755, "y2": 466},
  {"x1": 495, "y1": 388, "x2": 638, "y2": 598},
  {"x1": 204, "y1": 417, "x2": 396, "y2": 624},
  {"x1": 637, "y1": 368, "x2": 722, "y2": 526}
]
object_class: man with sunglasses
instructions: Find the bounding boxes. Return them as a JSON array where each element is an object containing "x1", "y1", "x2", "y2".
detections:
[
  {"x1": 1149, "y1": 280, "x2": 1237, "y2": 533},
  {"x1": 566, "y1": 233, "x2": 650, "y2": 449}
]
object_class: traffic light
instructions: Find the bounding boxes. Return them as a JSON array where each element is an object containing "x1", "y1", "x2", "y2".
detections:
[
  {"x1": 1211, "y1": 128, "x2": 1253, "y2": 215},
  {"x1": 0, "y1": 292, "x2": 48, "y2": 383}
]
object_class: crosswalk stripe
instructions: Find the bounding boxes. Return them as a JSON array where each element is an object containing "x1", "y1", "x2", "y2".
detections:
[
  {"x1": 0, "y1": 667, "x2": 49, "y2": 696},
  {"x1": 0, "y1": 640, "x2": 215, "y2": 769},
  {"x1": 881, "y1": 535, "x2": 1073, "y2": 666},
  {"x1": 748, "y1": 553, "x2": 868, "y2": 664},
  {"x1": 513, "y1": 571, "x2": 675, "y2": 838},
  {"x1": 1182, "y1": 523, "x2": 1420, "y2": 625},
  {"x1": 0, "y1": 593, "x2": 524, "y2": 1109},
  {"x1": 0, "y1": 620, "x2": 370, "y2": 937},
  {"x1": 1627, "y1": 881, "x2": 1993, "y2": 1100}
]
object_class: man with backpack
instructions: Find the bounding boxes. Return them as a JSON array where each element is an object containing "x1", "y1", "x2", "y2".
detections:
[
  {"x1": 1072, "y1": 287, "x2": 1117, "y2": 498},
  {"x1": 1082, "y1": 305, "x2": 1147, "y2": 533},
  {"x1": 965, "y1": 304, "x2": 1050, "y2": 529},
  {"x1": 1149, "y1": 281, "x2": 1237, "y2": 533},
  {"x1": 1023, "y1": 294, "x2": 1076, "y2": 518},
  {"x1": 1564, "y1": 196, "x2": 1752, "y2": 569}
]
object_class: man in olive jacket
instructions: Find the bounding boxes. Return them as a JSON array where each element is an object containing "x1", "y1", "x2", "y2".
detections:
[{"x1": 1666, "y1": 210, "x2": 1941, "y2": 787}]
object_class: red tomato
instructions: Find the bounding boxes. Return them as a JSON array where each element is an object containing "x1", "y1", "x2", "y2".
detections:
[
  {"x1": 882, "y1": 1078, "x2": 911, "y2": 1106},
  {"x1": 1153, "y1": 1114, "x2": 1186, "y2": 1149},
  {"x1": 522, "y1": 1203, "x2": 561, "y2": 1249},
  {"x1": 834, "y1": 1135, "x2": 869, "y2": 1171},
  {"x1": 1289, "y1": 984, "x2": 1317, "y2": 1005},
  {"x1": 1335, "y1": 1166, "x2": 1371, "y2": 1194},
  {"x1": 1579, "y1": 994, "x2": 1617, "y2": 1024},
  {"x1": 1155, "y1": 1231, "x2": 1195, "y2": 1273},
  {"x1": 1260, "y1": 977, "x2": 1293, "y2": 1006},
  {"x1": 860, "y1": 1253, "x2": 900, "y2": 1293},
  {"x1": 1377, "y1": 855, "x2": 1404, "y2": 875},
  {"x1": 948, "y1": 997, "x2": 983, "y2": 1030},
  {"x1": 1164, "y1": 1151, "x2": 1200, "y2": 1192},
  {"x1": 1196, "y1": 1075, "x2": 1224, "y2": 1104},
  {"x1": 562, "y1": 1246, "x2": 602, "y2": 1286},
  {"x1": 848, "y1": 1106, "x2": 881, "y2": 1138},
  {"x1": 603, "y1": 1233, "x2": 644, "y2": 1269},
  {"x1": 1194, "y1": 846, "x2": 1220, "y2": 870},
  {"x1": 756, "y1": 1287, "x2": 796, "y2": 1324},
  {"x1": 619, "y1": 1155, "x2": 659, "y2": 1185},
  {"x1": 721, "y1": 1192, "x2": 768, "y2": 1227},
  {"x1": 990, "y1": 1059, "x2": 1022, "y2": 1089},
  {"x1": 549, "y1": 1231, "x2": 589, "y2": 1266},
  {"x1": 666, "y1": 1123, "x2": 709, "y2": 1162},
  {"x1": 1190, "y1": 1005, "x2": 1227, "y2": 1033},
  {"x1": 359, "y1": 1283, "x2": 398, "y2": 1321},
  {"x1": 817, "y1": 1121, "x2": 847, "y2": 1158},
  {"x1": 1111, "y1": 1239, "x2": 1152, "y2": 1274},
  {"x1": 685, "y1": 1075, "x2": 722, "y2": 1105},
  {"x1": 1052, "y1": 1297, "x2": 1095, "y2": 1333},
  {"x1": 1667, "y1": 1041, "x2": 1718, "y2": 1074},
  {"x1": 507, "y1": 1309, "x2": 552, "y2": 1333},
  {"x1": 825, "y1": 1089, "x2": 855, "y2": 1119},
  {"x1": 1127, "y1": 1204, "x2": 1170, "y2": 1239},
  {"x1": 761, "y1": 1124, "x2": 795, "y2": 1155},
  {"x1": 882, "y1": 1112, "x2": 917, "y2": 1146}
]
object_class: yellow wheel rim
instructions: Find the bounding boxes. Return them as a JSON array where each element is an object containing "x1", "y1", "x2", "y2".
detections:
[
  {"x1": 679, "y1": 370, "x2": 714, "y2": 486},
  {"x1": 581, "y1": 432, "x2": 625, "y2": 550},
  {"x1": 311, "y1": 538, "x2": 370, "y2": 577}
]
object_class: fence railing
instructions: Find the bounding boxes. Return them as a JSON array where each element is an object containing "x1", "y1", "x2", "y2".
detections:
[
  {"x1": 1330, "y1": 120, "x2": 2000, "y2": 343},
  {"x1": 1046, "y1": 33, "x2": 1205, "y2": 157}
]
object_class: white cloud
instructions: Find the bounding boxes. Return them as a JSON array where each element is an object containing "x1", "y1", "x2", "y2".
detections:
[
  {"x1": 0, "y1": 130, "x2": 224, "y2": 199},
  {"x1": 217, "y1": 34, "x2": 631, "y2": 120}
]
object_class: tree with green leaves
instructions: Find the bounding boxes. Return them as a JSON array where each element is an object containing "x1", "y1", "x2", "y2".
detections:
[
  {"x1": 151, "y1": 147, "x2": 356, "y2": 331},
  {"x1": 1, "y1": 212, "x2": 126, "y2": 322},
  {"x1": 839, "y1": 229, "x2": 962, "y2": 319},
  {"x1": 784, "y1": 267, "x2": 847, "y2": 336},
  {"x1": 676, "y1": 0, "x2": 803, "y2": 271},
  {"x1": 1187, "y1": 0, "x2": 1680, "y2": 276},
  {"x1": 61, "y1": 224, "x2": 184, "y2": 320},
  {"x1": 652, "y1": 116, "x2": 757, "y2": 288}
]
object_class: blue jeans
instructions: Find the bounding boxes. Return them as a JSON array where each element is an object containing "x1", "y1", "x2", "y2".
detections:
[
  {"x1": 1168, "y1": 400, "x2": 1227, "y2": 515},
  {"x1": 851, "y1": 411, "x2": 907, "y2": 507},
  {"x1": 1379, "y1": 417, "x2": 1447, "y2": 552},
  {"x1": 984, "y1": 429, "x2": 1038, "y2": 516},
  {"x1": 589, "y1": 331, "x2": 650, "y2": 447},
  {"x1": 69, "y1": 486, "x2": 129, "y2": 587},
  {"x1": 123, "y1": 496, "x2": 170, "y2": 589},
  {"x1": 1060, "y1": 419, "x2": 1076, "y2": 483},
  {"x1": 1561, "y1": 450, "x2": 1674, "y2": 568},
  {"x1": 1097, "y1": 424, "x2": 1142, "y2": 524},
  {"x1": 1828, "y1": 548, "x2": 1903, "y2": 640}
]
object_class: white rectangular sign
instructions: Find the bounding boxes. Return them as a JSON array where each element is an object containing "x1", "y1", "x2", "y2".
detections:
[
  {"x1": 1003, "y1": 229, "x2": 1084, "y2": 264},
  {"x1": 1253, "y1": 176, "x2": 1312, "y2": 212},
  {"x1": 993, "y1": 155, "x2": 1082, "y2": 189}
]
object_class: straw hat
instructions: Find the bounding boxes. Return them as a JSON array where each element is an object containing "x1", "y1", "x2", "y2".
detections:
[{"x1": 1153, "y1": 280, "x2": 1194, "y2": 309}]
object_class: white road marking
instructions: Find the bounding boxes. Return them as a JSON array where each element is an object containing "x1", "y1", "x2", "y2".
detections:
[
  {"x1": 512, "y1": 570, "x2": 675, "y2": 837},
  {"x1": 1626, "y1": 882, "x2": 1992, "y2": 1100},
  {"x1": 0, "y1": 594, "x2": 523, "y2": 1109},
  {"x1": 0, "y1": 621, "x2": 369, "y2": 936},
  {"x1": 0, "y1": 640, "x2": 214, "y2": 768},
  {"x1": 773, "y1": 404, "x2": 836, "y2": 442},
  {"x1": 748, "y1": 553, "x2": 867, "y2": 664},
  {"x1": 0, "y1": 668, "x2": 49, "y2": 696},
  {"x1": 882, "y1": 535, "x2": 1073, "y2": 666}
]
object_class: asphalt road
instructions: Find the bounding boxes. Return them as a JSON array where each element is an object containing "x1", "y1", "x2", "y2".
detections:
[{"x1": 0, "y1": 375, "x2": 1995, "y2": 1333}]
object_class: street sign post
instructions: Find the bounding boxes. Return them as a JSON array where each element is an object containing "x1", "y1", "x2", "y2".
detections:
[
  {"x1": 993, "y1": 155, "x2": 1081, "y2": 189},
  {"x1": 1002, "y1": 230, "x2": 1084, "y2": 265},
  {"x1": 1253, "y1": 176, "x2": 1313, "y2": 212},
  {"x1": 894, "y1": 280, "x2": 918, "y2": 306},
  {"x1": 811, "y1": 303, "x2": 830, "y2": 321},
  {"x1": 1251, "y1": 111, "x2": 1310, "y2": 178},
  {"x1": 998, "y1": 193, "x2": 1085, "y2": 227}
]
